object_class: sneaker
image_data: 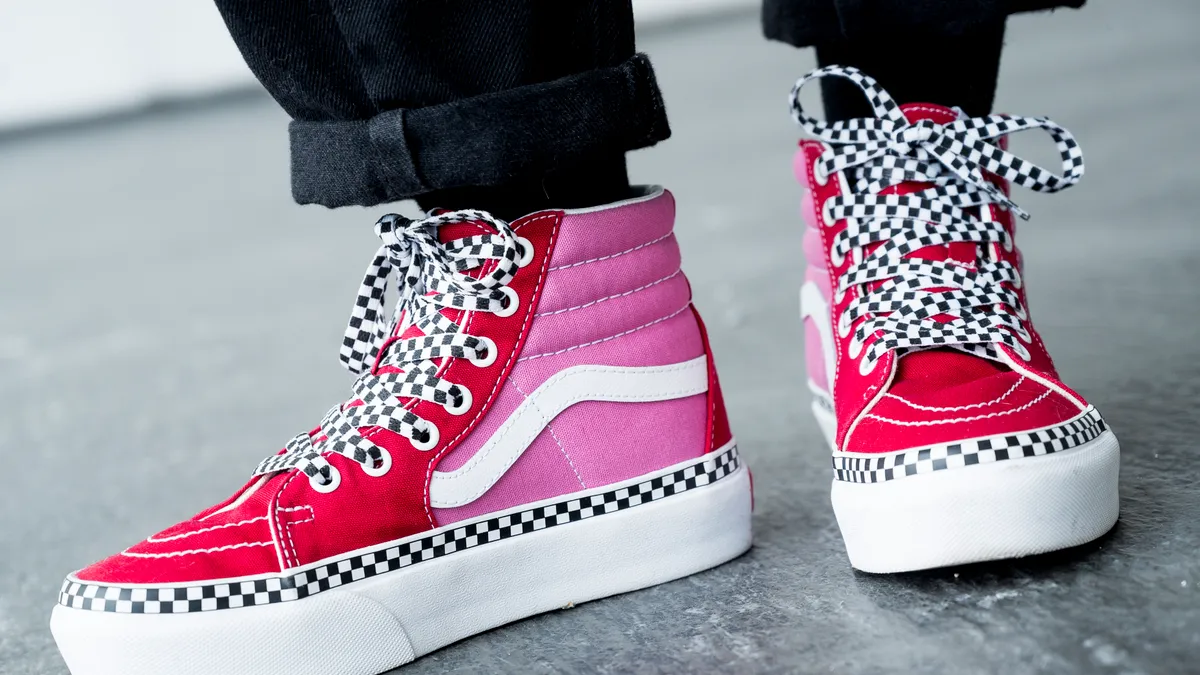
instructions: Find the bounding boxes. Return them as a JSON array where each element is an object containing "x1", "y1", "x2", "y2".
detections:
[
  {"x1": 50, "y1": 188, "x2": 751, "y2": 675},
  {"x1": 791, "y1": 66, "x2": 1119, "y2": 573}
]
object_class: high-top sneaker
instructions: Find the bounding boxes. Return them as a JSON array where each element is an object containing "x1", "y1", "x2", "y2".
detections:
[
  {"x1": 51, "y1": 187, "x2": 751, "y2": 675},
  {"x1": 791, "y1": 66, "x2": 1119, "y2": 573}
]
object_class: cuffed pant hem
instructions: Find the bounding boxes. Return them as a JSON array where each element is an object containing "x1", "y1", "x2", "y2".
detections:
[{"x1": 289, "y1": 52, "x2": 669, "y2": 208}]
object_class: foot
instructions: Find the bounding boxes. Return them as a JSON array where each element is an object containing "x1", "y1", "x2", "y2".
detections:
[
  {"x1": 792, "y1": 66, "x2": 1119, "y2": 573},
  {"x1": 51, "y1": 188, "x2": 751, "y2": 675}
]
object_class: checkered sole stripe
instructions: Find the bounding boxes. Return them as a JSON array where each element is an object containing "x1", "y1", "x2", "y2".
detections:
[
  {"x1": 831, "y1": 409, "x2": 1107, "y2": 484},
  {"x1": 59, "y1": 446, "x2": 740, "y2": 614}
]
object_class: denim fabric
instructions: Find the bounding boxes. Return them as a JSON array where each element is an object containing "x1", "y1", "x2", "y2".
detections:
[
  {"x1": 214, "y1": 0, "x2": 663, "y2": 208},
  {"x1": 763, "y1": 0, "x2": 1085, "y2": 46},
  {"x1": 214, "y1": 0, "x2": 1084, "y2": 209}
]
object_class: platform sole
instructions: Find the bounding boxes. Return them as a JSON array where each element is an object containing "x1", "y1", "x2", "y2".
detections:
[{"x1": 52, "y1": 444, "x2": 752, "y2": 675}]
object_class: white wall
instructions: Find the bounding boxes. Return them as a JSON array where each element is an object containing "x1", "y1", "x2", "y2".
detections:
[{"x1": 0, "y1": 0, "x2": 753, "y2": 131}]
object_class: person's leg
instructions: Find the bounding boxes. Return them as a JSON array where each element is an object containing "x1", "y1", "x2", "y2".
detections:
[
  {"x1": 762, "y1": 0, "x2": 1082, "y2": 120},
  {"x1": 213, "y1": 0, "x2": 670, "y2": 219}
]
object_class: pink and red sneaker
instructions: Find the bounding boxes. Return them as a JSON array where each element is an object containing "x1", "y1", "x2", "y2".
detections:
[
  {"x1": 791, "y1": 66, "x2": 1120, "y2": 573},
  {"x1": 50, "y1": 188, "x2": 752, "y2": 675}
]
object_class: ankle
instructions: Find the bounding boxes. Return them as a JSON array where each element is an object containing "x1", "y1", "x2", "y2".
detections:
[
  {"x1": 814, "y1": 21, "x2": 1006, "y2": 120},
  {"x1": 416, "y1": 155, "x2": 633, "y2": 220}
]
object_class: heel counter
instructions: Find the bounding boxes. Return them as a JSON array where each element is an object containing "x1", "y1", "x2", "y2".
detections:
[{"x1": 690, "y1": 305, "x2": 733, "y2": 454}]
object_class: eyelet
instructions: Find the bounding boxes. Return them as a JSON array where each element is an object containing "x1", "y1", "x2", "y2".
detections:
[
  {"x1": 813, "y1": 156, "x2": 830, "y2": 187},
  {"x1": 1012, "y1": 342, "x2": 1032, "y2": 361},
  {"x1": 858, "y1": 354, "x2": 880, "y2": 376},
  {"x1": 515, "y1": 236, "x2": 535, "y2": 268},
  {"x1": 470, "y1": 336, "x2": 498, "y2": 368},
  {"x1": 830, "y1": 244, "x2": 846, "y2": 268},
  {"x1": 833, "y1": 285, "x2": 848, "y2": 306},
  {"x1": 410, "y1": 422, "x2": 440, "y2": 451},
  {"x1": 848, "y1": 333, "x2": 864, "y2": 359},
  {"x1": 493, "y1": 286, "x2": 519, "y2": 318},
  {"x1": 361, "y1": 449, "x2": 392, "y2": 478},
  {"x1": 822, "y1": 197, "x2": 838, "y2": 227},
  {"x1": 310, "y1": 466, "x2": 342, "y2": 493},
  {"x1": 1002, "y1": 234, "x2": 1014, "y2": 253},
  {"x1": 444, "y1": 385, "x2": 473, "y2": 415},
  {"x1": 1011, "y1": 272, "x2": 1023, "y2": 290},
  {"x1": 837, "y1": 311, "x2": 852, "y2": 339}
]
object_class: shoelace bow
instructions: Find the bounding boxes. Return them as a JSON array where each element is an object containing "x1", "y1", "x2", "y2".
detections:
[
  {"x1": 790, "y1": 65, "x2": 1085, "y2": 376},
  {"x1": 253, "y1": 210, "x2": 525, "y2": 491}
]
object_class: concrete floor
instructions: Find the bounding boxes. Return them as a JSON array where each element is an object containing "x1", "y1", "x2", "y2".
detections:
[{"x1": 3, "y1": 2, "x2": 1200, "y2": 673}]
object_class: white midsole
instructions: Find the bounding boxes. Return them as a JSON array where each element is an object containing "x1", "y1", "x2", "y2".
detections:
[
  {"x1": 51, "y1": 450, "x2": 753, "y2": 675},
  {"x1": 831, "y1": 431, "x2": 1119, "y2": 573}
]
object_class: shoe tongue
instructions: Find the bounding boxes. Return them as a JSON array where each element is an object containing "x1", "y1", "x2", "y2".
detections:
[
  {"x1": 878, "y1": 103, "x2": 1008, "y2": 382},
  {"x1": 388, "y1": 213, "x2": 500, "y2": 359},
  {"x1": 882, "y1": 103, "x2": 978, "y2": 266}
]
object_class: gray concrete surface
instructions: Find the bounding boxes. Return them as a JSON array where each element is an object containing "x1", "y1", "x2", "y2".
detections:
[{"x1": 3, "y1": 2, "x2": 1199, "y2": 673}]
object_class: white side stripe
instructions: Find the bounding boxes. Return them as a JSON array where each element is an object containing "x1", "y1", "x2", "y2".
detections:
[
  {"x1": 430, "y1": 356, "x2": 709, "y2": 508},
  {"x1": 800, "y1": 282, "x2": 837, "y2": 391}
]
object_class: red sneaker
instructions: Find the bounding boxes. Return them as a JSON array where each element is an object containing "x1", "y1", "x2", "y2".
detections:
[
  {"x1": 792, "y1": 66, "x2": 1119, "y2": 573},
  {"x1": 50, "y1": 189, "x2": 751, "y2": 675}
]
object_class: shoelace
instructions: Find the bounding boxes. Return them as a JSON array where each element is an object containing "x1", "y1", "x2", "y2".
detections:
[
  {"x1": 252, "y1": 210, "x2": 531, "y2": 492},
  {"x1": 790, "y1": 65, "x2": 1085, "y2": 376}
]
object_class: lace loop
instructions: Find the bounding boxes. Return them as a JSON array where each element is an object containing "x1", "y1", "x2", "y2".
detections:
[
  {"x1": 252, "y1": 209, "x2": 522, "y2": 490},
  {"x1": 790, "y1": 65, "x2": 1084, "y2": 371}
]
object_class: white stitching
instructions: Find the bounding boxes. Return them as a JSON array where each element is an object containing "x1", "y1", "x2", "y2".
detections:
[
  {"x1": 535, "y1": 270, "x2": 680, "y2": 317},
  {"x1": 120, "y1": 541, "x2": 273, "y2": 559},
  {"x1": 272, "y1": 470, "x2": 305, "y2": 569},
  {"x1": 278, "y1": 505, "x2": 314, "y2": 569},
  {"x1": 865, "y1": 389, "x2": 1052, "y2": 426},
  {"x1": 547, "y1": 232, "x2": 672, "y2": 271},
  {"x1": 511, "y1": 379, "x2": 586, "y2": 490},
  {"x1": 437, "y1": 360, "x2": 705, "y2": 480},
  {"x1": 518, "y1": 304, "x2": 690, "y2": 362},
  {"x1": 423, "y1": 213, "x2": 561, "y2": 527},
  {"x1": 442, "y1": 383, "x2": 705, "y2": 504},
  {"x1": 884, "y1": 376, "x2": 1025, "y2": 412},
  {"x1": 145, "y1": 517, "x2": 267, "y2": 543}
]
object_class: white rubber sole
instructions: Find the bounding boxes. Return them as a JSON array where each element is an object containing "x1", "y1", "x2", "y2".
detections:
[
  {"x1": 51, "y1": 447, "x2": 752, "y2": 675},
  {"x1": 813, "y1": 401, "x2": 1120, "y2": 573}
]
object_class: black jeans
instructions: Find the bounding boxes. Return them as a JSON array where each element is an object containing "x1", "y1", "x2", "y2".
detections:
[{"x1": 214, "y1": 0, "x2": 1084, "y2": 209}]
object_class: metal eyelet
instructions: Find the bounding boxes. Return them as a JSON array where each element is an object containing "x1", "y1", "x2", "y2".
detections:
[
  {"x1": 443, "y1": 385, "x2": 473, "y2": 415},
  {"x1": 515, "y1": 236, "x2": 535, "y2": 268},
  {"x1": 494, "y1": 286, "x2": 519, "y2": 318},
  {"x1": 310, "y1": 466, "x2": 342, "y2": 493},
  {"x1": 813, "y1": 156, "x2": 830, "y2": 186},
  {"x1": 361, "y1": 450, "x2": 392, "y2": 478},
  {"x1": 470, "y1": 336, "x2": 497, "y2": 368},
  {"x1": 410, "y1": 422, "x2": 440, "y2": 451}
]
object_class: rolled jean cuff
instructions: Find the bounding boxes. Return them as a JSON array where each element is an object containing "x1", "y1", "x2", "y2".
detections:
[
  {"x1": 763, "y1": 0, "x2": 1085, "y2": 46},
  {"x1": 288, "y1": 52, "x2": 670, "y2": 208}
]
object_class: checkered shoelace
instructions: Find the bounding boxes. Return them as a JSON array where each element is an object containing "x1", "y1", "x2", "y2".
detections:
[
  {"x1": 252, "y1": 210, "x2": 524, "y2": 490},
  {"x1": 790, "y1": 65, "x2": 1085, "y2": 375}
]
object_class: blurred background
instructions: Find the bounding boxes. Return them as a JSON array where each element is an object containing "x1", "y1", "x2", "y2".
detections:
[
  {"x1": 0, "y1": 0, "x2": 753, "y2": 132},
  {"x1": 3, "y1": 1, "x2": 1200, "y2": 674}
]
